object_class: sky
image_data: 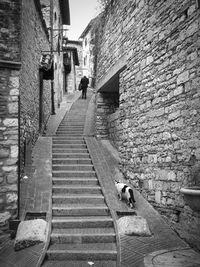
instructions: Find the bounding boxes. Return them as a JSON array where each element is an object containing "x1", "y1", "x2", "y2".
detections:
[{"x1": 67, "y1": 0, "x2": 101, "y2": 40}]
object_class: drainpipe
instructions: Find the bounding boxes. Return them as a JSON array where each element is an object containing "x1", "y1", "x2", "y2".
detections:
[
  {"x1": 50, "y1": 0, "x2": 55, "y2": 114},
  {"x1": 17, "y1": 95, "x2": 21, "y2": 219}
]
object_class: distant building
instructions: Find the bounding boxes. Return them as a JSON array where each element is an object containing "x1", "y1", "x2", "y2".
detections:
[
  {"x1": 41, "y1": 0, "x2": 70, "y2": 108},
  {"x1": 79, "y1": 16, "x2": 100, "y2": 88},
  {"x1": 63, "y1": 40, "x2": 82, "y2": 93}
]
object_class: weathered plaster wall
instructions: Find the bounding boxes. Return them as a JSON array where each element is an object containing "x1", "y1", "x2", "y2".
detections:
[{"x1": 96, "y1": 0, "x2": 200, "y2": 246}]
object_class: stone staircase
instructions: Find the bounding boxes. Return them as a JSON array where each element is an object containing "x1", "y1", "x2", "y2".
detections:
[{"x1": 43, "y1": 98, "x2": 117, "y2": 266}]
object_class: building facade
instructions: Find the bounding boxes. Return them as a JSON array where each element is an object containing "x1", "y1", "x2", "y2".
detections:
[
  {"x1": 0, "y1": 0, "x2": 70, "y2": 233},
  {"x1": 63, "y1": 40, "x2": 82, "y2": 94},
  {"x1": 80, "y1": 17, "x2": 100, "y2": 88}
]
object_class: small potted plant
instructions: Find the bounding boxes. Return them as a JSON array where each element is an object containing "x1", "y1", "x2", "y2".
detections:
[{"x1": 180, "y1": 158, "x2": 200, "y2": 212}]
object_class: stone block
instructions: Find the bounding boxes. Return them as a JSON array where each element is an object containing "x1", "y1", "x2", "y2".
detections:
[
  {"x1": 0, "y1": 211, "x2": 11, "y2": 226},
  {"x1": 146, "y1": 55, "x2": 153, "y2": 65},
  {"x1": 2, "y1": 166, "x2": 17, "y2": 172},
  {"x1": 3, "y1": 118, "x2": 18, "y2": 127},
  {"x1": 168, "y1": 110, "x2": 181, "y2": 121},
  {"x1": 7, "y1": 172, "x2": 17, "y2": 184},
  {"x1": 10, "y1": 145, "x2": 18, "y2": 158},
  {"x1": 10, "y1": 88, "x2": 19, "y2": 96},
  {"x1": 174, "y1": 85, "x2": 184, "y2": 96},
  {"x1": 6, "y1": 192, "x2": 17, "y2": 203},
  {"x1": 167, "y1": 171, "x2": 176, "y2": 181},
  {"x1": 0, "y1": 148, "x2": 10, "y2": 158},
  {"x1": 8, "y1": 102, "x2": 18, "y2": 114},
  {"x1": 186, "y1": 21, "x2": 198, "y2": 37},
  {"x1": 117, "y1": 216, "x2": 151, "y2": 236},
  {"x1": 9, "y1": 77, "x2": 19, "y2": 89},
  {"x1": 155, "y1": 190, "x2": 161, "y2": 203},
  {"x1": 177, "y1": 71, "x2": 189, "y2": 85},
  {"x1": 14, "y1": 219, "x2": 47, "y2": 251}
]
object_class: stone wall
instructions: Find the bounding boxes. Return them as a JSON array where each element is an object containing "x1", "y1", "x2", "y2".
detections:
[
  {"x1": 0, "y1": 0, "x2": 51, "y2": 233},
  {"x1": 0, "y1": 0, "x2": 21, "y2": 231},
  {"x1": 107, "y1": 109, "x2": 121, "y2": 149},
  {"x1": 0, "y1": 0, "x2": 21, "y2": 62},
  {"x1": 20, "y1": 0, "x2": 51, "y2": 147},
  {"x1": 96, "y1": 92, "x2": 120, "y2": 141},
  {"x1": 95, "y1": 0, "x2": 200, "y2": 241}
]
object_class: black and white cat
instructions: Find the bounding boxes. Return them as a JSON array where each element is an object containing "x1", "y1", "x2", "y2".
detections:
[{"x1": 115, "y1": 181, "x2": 136, "y2": 208}]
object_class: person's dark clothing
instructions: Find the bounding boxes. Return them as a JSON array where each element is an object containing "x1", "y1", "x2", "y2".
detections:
[{"x1": 80, "y1": 76, "x2": 89, "y2": 99}]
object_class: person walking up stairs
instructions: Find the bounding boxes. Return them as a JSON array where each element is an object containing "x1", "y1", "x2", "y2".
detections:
[{"x1": 42, "y1": 91, "x2": 118, "y2": 267}]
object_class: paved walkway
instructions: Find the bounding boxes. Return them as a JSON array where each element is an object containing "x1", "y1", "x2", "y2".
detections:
[{"x1": 0, "y1": 89, "x2": 200, "y2": 267}]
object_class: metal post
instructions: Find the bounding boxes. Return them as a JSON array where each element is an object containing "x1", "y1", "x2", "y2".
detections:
[{"x1": 50, "y1": 0, "x2": 55, "y2": 114}]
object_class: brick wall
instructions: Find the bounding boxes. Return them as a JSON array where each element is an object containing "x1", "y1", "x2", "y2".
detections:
[{"x1": 95, "y1": 0, "x2": 200, "y2": 241}]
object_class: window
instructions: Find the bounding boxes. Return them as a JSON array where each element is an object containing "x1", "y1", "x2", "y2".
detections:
[
  {"x1": 84, "y1": 56, "x2": 87, "y2": 66},
  {"x1": 85, "y1": 38, "x2": 87, "y2": 47}
]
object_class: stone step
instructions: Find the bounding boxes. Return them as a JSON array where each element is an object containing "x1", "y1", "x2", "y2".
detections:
[
  {"x1": 53, "y1": 136, "x2": 84, "y2": 140},
  {"x1": 56, "y1": 127, "x2": 84, "y2": 130},
  {"x1": 53, "y1": 144, "x2": 87, "y2": 149},
  {"x1": 46, "y1": 243, "x2": 117, "y2": 260},
  {"x1": 52, "y1": 178, "x2": 98, "y2": 186},
  {"x1": 52, "y1": 205, "x2": 110, "y2": 216},
  {"x1": 52, "y1": 194, "x2": 105, "y2": 204},
  {"x1": 52, "y1": 185, "x2": 101, "y2": 194},
  {"x1": 52, "y1": 165, "x2": 94, "y2": 171},
  {"x1": 57, "y1": 126, "x2": 84, "y2": 130},
  {"x1": 56, "y1": 131, "x2": 84, "y2": 135},
  {"x1": 52, "y1": 149, "x2": 88, "y2": 154},
  {"x1": 52, "y1": 159, "x2": 92, "y2": 165},
  {"x1": 52, "y1": 153, "x2": 90, "y2": 159},
  {"x1": 50, "y1": 228, "x2": 116, "y2": 244},
  {"x1": 53, "y1": 140, "x2": 85, "y2": 145},
  {"x1": 52, "y1": 216, "x2": 114, "y2": 228},
  {"x1": 42, "y1": 260, "x2": 117, "y2": 267},
  {"x1": 55, "y1": 127, "x2": 84, "y2": 131},
  {"x1": 55, "y1": 133, "x2": 83, "y2": 136},
  {"x1": 52, "y1": 171, "x2": 96, "y2": 178},
  {"x1": 60, "y1": 120, "x2": 85, "y2": 123},
  {"x1": 58, "y1": 125, "x2": 84, "y2": 128}
]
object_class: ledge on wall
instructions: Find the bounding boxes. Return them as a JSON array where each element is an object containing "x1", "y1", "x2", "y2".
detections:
[{"x1": 96, "y1": 54, "x2": 127, "y2": 93}]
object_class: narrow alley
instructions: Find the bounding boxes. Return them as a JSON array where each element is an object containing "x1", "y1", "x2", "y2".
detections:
[
  {"x1": 1, "y1": 89, "x2": 200, "y2": 266},
  {"x1": 1, "y1": 0, "x2": 200, "y2": 266}
]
